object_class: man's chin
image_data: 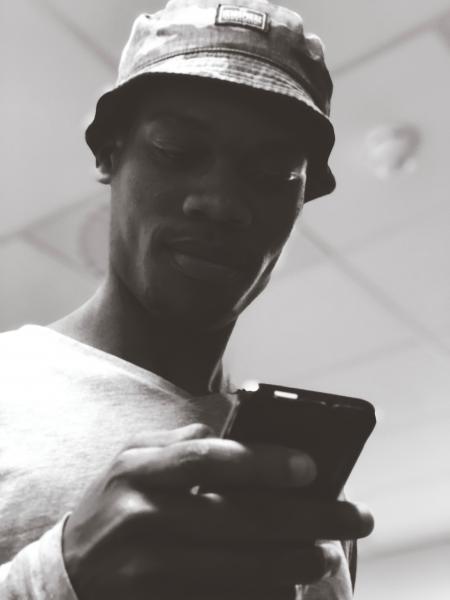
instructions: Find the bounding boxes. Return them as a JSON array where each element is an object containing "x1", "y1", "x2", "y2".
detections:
[
  {"x1": 150, "y1": 296, "x2": 242, "y2": 332},
  {"x1": 132, "y1": 257, "x2": 270, "y2": 331}
]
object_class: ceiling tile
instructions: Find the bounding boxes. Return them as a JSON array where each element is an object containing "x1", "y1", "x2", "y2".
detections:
[
  {"x1": 45, "y1": 0, "x2": 450, "y2": 71},
  {"x1": 0, "y1": 0, "x2": 112, "y2": 237},
  {"x1": 302, "y1": 33, "x2": 450, "y2": 253},
  {"x1": 333, "y1": 404, "x2": 450, "y2": 556},
  {"x1": 357, "y1": 543, "x2": 450, "y2": 599},
  {"x1": 28, "y1": 191, "x2": 109, "y2": 278},
  {"x1": 342, "y1": 201, "x2": 450, "y2": 342},
  {"x1": 0, "y1": 237, "x2": 96, "y2": 332},
  {"x1": 41, "y1": 0, "x2": 162, "y2": 65},
  {"x1": 270, "y1": 221, "x2": 330, "y2": 277},
  {"x1": 284, "y1": 0, "x2": 450, "y2": 71},
  {"x1": 355, "y1": 449, "x2": 450, "y2": 556}
]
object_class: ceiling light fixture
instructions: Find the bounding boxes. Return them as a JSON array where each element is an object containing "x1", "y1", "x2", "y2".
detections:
[{"x1": 365, "y1": 124, "x2": 422, "y2": 179}]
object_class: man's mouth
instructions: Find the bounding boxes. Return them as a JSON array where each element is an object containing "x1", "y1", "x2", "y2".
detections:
[
  {"x1": 165, "y1": 239, "x2": 251, "y2": 284},
  {"x1": 170, "y1": 251, "x2": 244, "y2": 283}
]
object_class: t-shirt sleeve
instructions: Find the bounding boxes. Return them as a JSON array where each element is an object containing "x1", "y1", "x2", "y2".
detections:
[{"x1": 0, "y1": 514, "x2": 79, "y2": 599}]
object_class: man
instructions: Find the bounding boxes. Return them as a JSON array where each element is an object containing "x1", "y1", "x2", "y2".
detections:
[{"x1": 0, "y1": 0, "x2": 374, "y2": 598}]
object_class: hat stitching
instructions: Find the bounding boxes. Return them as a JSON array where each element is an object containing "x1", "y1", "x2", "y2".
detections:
[{"x1": 125, "y1": 47, "x2": 324, "y2": 115}]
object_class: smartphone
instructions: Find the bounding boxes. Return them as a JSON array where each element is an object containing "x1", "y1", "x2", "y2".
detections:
[{"x1": 222, "y1": 383, "x2": 376, "y2": 500}]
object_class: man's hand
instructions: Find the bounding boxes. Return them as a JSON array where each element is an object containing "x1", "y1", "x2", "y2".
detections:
[{"x1": 63, "y1": 424, "x2": 374, "y2": 600}]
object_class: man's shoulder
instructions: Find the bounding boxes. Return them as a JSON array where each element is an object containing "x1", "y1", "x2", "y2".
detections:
[
  {"x1": 0, "y1": 324, "x2": 43, "y2": 349},
  {"x1": 0, "y1": 325, "x2": 59, "y2": 368},
  {"x1": 0, "y1": 325, "x2": 33, "y2": 363}
]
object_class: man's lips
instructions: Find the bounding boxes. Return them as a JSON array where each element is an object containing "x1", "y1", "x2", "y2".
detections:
[
  {"x1": 165, "y1": 239, "x2": 253, "y2": 271},
  {"x1": 170, "y1": 251, "x2": 245, "y2": 284},
  {"x1": 164, "y1": 239, "x2": 253, "y2": 284}
]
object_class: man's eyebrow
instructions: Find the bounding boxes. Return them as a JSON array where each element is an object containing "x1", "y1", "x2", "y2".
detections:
[
  {"x1": 149, "y1": 111, "x2": 211, "y2": 133},
  {"x1": 145, "y1": 112, "x2": 307, "y2": 154},
  {"x1": 253, "y1": 139, "x2": 307, "y2": 155}
]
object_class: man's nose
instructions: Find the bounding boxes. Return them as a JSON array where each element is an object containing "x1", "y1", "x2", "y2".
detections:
[{"x1": 182, "y1": 163, "x2": 252, "y2": 228}]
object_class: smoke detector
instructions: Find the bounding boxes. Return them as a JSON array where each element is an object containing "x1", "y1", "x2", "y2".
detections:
[{"x1": 365, "y1": 124, "x2": 422, "y2": 179}]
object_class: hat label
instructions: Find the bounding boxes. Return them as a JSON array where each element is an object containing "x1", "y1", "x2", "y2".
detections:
[{"x1": 216, "y1": 4, "x2": 269, "y2": 32}]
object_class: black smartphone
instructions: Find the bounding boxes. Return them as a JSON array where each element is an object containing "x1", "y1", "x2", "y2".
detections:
[{"x1": 222, "y1": 383, "x2": 376, "y2": 500}]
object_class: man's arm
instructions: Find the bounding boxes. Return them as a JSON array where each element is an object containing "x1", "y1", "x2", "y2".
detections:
[{"x1": 0, "y1": 516, "x2": 78, "y2": 599}]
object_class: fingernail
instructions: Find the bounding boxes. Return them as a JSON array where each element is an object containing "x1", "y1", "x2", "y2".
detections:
[
  {"x1": 288, "y1": 452, "x2": 317, "y2": 485},
  {"x1": 354, "y1": 502, "x2": 375, "y2": 536}
]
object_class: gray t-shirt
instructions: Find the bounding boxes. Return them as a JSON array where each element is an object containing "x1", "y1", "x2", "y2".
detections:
[{"x1": 0, "y1": 325, "x2": 353, "y2": 599}]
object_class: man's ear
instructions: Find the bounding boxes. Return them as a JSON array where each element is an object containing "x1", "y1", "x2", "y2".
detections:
[{"x1": 95, "y1": 139, "x2": 124, "y2": 184}]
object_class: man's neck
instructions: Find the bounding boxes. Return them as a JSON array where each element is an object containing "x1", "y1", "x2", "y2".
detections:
[{"x1": 49, "y1": 273, "x2": 235, "y2": 396}]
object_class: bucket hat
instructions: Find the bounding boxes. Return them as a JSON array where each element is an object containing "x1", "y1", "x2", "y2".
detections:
[{"x1": 86, "y1": 0, "x2": 336, "y2": 201}]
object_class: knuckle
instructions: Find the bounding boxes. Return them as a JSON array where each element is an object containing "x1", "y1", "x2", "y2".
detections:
[
  {"x1": 222, "y1": 439, "x2": 252, "y2": 463},
  {"x1": 117, "y1": 555, "x2": 160, "y2": 584},
  {"x1": 187, "y1": 423, "x2": 215, "y2": 438},
  {"x1": 113, "y1": 490, "x2": 155, "y2": 532},
  {"x1": 109, "y1": 449, "x2": 136, "y2": 483},
  {"x1": 117, "y1": 558, "x2": 140, "y2": 582},
  {"x1": 177, "y1": 439, "x2": 213, "y2": 471}
]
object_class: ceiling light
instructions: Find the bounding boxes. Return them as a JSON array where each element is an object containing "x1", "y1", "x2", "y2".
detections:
[{"x1": 365, "y1": 124, "x2": 422, "y2": 179}]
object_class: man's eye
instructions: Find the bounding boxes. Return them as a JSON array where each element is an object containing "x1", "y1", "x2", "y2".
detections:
[
  {"x1": 268, "y1": 170, "x2": 300, "y2": 182},
  {"x1": 151, "y1": 142, "x2": 209, "y2": 171},
  {"x1": 153, "y1": 144, "x2": 191, "y2": 162},
  {"x1": 252, "y1": 167, "x2": 302, "y2": 186}
]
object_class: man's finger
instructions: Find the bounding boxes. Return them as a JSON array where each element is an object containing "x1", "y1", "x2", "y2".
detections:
[
  {"x1": 212, "y1": 493, "x2": 375, "y2": 540},
  {"x1": 123, "y1": 438, "x2": 316, "y2": 489},
  {"x1": 106, "y1": 540, "x2": 339, "y2": 587},
  {"x1": 120, "y1": 491, "x2": 373, "y2": 542},
  {"x1": 123, "y1": 423, "x2": 215, "y2": 451}
]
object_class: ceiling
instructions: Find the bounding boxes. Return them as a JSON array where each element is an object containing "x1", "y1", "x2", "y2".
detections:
[{"x1": 1, "y1": 0, "x2": 450, "y2": 567}]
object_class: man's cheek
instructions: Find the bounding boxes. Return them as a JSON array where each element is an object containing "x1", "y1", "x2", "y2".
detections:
[{"x1": 257, "y1": 203, "x2": 299, "y2": 237}]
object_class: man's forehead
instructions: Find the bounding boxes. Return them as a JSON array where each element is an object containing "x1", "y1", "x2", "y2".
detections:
[
  {"x1": 133, "y1": 84, "x2": 308, "y2": 153},
  {"x1": 139, "y1": 109, "x2": 306, "y2": 155}
]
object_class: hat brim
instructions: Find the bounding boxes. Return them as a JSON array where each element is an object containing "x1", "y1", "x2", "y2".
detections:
[{"x1": 85, "y1": 52, "x2": 336, "y2": 201}]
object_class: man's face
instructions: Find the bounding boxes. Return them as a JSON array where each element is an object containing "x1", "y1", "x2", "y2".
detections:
[{"x1": 106, "y1": 77, "x2": 308, "y2": 330}]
